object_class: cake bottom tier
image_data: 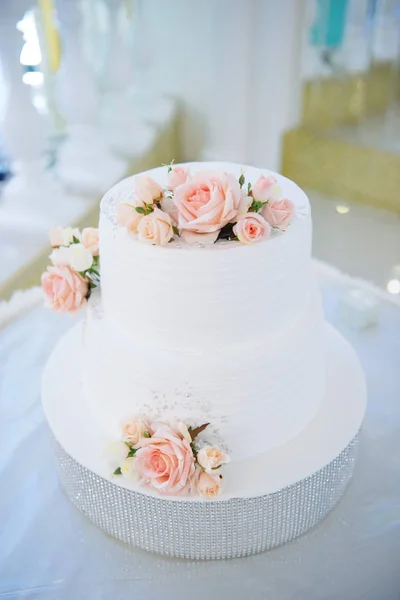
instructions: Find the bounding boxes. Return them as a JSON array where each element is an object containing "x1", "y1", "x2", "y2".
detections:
[{"x1": 42, "y1": 322, "x2": 366, "y2": 559}]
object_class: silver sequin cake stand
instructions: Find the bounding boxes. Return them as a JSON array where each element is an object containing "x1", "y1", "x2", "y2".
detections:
[{"x1": 42, "y1": 323, "x2": 366, "y2": 560}]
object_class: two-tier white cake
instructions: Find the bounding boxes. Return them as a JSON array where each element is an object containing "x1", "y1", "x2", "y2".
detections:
[{"x1": 42, "y1": 162, "x2": 367, "y2": 559}]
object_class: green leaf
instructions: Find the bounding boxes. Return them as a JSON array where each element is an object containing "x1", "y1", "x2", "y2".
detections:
[
  {"x1": 113, "y1": 467, "x2": 122, "y2": 475},
  {"x1": 250, "y1": 200, "x2": 264, "y2": 212},
  {"x1": 127, "y1": 447, "x2": 137, "y2": 457},
  {"x1": 72, "y1": 236, "x2": 80, "y2": 244},
  {"x1": 172, "y1": 225, "x2": 179, "y2": 236},
  {"x1": 168, "y1": 166, "x2": 172, "y2": 173},
  {"x1": 247, "y1": 182, "x2": 251, "y2": 193},
  {"x1": 135, "y1": 206, "x2": 145, "y2": 214},
  {"x1": 238, "y1": 173, "x2": 245, "y2": 188},
  {"x1": 143, "y1": 431, "x2": 150, "y2": 438}
]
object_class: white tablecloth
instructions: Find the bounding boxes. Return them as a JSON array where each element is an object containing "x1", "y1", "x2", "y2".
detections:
[{"x1": 1, "y1": 263, "x2": 400, "y2": 600}]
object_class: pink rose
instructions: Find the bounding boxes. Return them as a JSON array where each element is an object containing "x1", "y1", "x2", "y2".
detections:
[
  {"x1": 173, "y1": 171, "x2": 241, "y2": 234},
  {"x1": 262, "y1": 198, "x2": 295, "y2": 230},
  {"x1": 81, "y1": 227, "x2": 99, "y2": 256},
  {"x1": 122, "y1": 417, "x2": 149, "y2": 447},
  {"x1": 233, "y1": 213, "x2": 270, "y2": 244},
  {"x1": 41, "y1": 265, "x2": 88, "y2": 313},
  {"x1": 135, "y1": 423, "x2": 195, "y2": 494},
  {"x1": 196, "y1": 469, "x2": 221, "y2": 499},
  {"x1": 167, "y1": 166, "x2": 189, "y2": 191},
  {"x1": 137, "y1": 207, "x2": 174, "y2": 246},
  {"x1": 252, "y1": 175, "x2": 279, "y2": 202},
  {"x1": 135, "y1": 175, "x2": 163, "y2": 200},
  {"x1": 197, "y1": 446, "x2": 230, "y2": 474}
]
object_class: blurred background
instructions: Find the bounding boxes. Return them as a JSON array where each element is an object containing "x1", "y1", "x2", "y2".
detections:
[{"x1": 1, "y1": 0, "x2": 400, "y2": 300}]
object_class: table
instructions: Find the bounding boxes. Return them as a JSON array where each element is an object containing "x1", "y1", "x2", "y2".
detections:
[{"x1": 1, "y1": 263, "x2": 400, "y2": 600}]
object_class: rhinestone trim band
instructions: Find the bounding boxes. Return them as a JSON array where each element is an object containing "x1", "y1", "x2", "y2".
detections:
[{"x1": 53, "y1": 435, "x2": 359, "y2": 560}]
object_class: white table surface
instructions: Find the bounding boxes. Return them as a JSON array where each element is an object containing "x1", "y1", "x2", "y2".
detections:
[{"x1": 1, "y1": 264, "x2": 400, "y2": 600}]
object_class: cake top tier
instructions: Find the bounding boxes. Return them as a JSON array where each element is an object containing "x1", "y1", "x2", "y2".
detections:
[
  {"x1": 98, "y1": 163, "x2": 314, "y2": 350},
  {"x1": 100, "y1": 162, "x2": 309, "y2": 250}
]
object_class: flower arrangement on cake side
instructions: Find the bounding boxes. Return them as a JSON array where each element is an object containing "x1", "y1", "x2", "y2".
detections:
[
  {"x1": 109, "y1": 417, "x2": 230, "y2": 499},
  {"x1": 117, "y1": 164, "x2": 295, "y2": 246},
  {"x1": 41, "y1": 226, "x2": 100, "y2": 313}
]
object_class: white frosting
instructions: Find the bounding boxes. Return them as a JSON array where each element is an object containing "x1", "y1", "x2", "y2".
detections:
[
  {"x1": 78, "y1": 162, "x2": 328, "y2": 463},
  {"x1": 83, "y1": 289, "x2": 326, "y2": 461},
  {"x1": 42, "y1": 322, "x2": 367, "y2": 501},
  {"x1": 99, "y1": 162, "x2": 312, "y2": 350}
]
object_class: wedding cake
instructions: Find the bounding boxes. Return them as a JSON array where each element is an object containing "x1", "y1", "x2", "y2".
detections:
[{"x1": 41, "y1": 162, "x2": 367, "y2": 559}]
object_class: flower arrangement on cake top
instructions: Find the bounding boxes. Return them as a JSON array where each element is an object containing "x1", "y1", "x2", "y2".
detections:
[
  {"x1": 117, "y1": 164, "x2": 295, "y2": 246},
  {"x1": 110, "y1": 417, "x2": 230, "y2": 499},
  {"x1": 41, "y1": 227, "x2": 100, "y2": 313}
]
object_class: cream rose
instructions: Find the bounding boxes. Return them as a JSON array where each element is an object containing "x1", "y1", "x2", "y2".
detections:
[
  {"x1": 120, "y1": 457, "x2": 136, "y2": 479},
  {"x1": 262, "y1": 198, "x2": 295, "y2": 230},
  {"x1": 233, "y1": 213, "x2": 270, "y2": 245},
  {"x1": 69, "y1": 243, "x2": 94, "y2": 272},
  {"x1": 135, "y1": 423, "x2": 195, "y2": 494},
  {"x1": 137, "y1": 207, "x2": 174, "y2": 246},
  {"x1": 196, "y1": 470, "x2": 221, "y2": 499},
  {"x1": 173, "y1": 170, "x2": 242, "y2": 234},
  {"x1": 41, "y1": 265, "x2": 88, "y2": 313},
  {"x1": 167, "y1": 166, "x2": 189, "y2": 191},
  {"x1": 81, "y1": 227, "x2": 99, "y2": 256},
  {"x1": 49, "y1": 226, "x2": 81, "y2": 247},
  {"x1": 122, "y1": 417, "x2": 149, "y2": 447},
  {"x1": 135, "y1": 175, "x2": 163, "y2": 200},
  {"x1": 252, "y1": 175, "x2": 280, "y2": 203},
  {"x1": 116, "y1": 202, "x2": 143, "y2": 233},
  {"x1": 197, "y1": 446, "x2": 230, "y2": 474}
]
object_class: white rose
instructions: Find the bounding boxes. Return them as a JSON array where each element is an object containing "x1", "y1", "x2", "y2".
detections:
[
  {"x1": 108, "y1": 440, "x2": 128, "y2": 463},
  {"x1": 120, "y1": 457, "x2": 136, "y2": 479},
  {"x1": 137, "y1": 207, "x2": 174, "y2": 246},
  {"x1": 49, "y1": 246, "x2": 72, "y2": 267},
  {"x1": 197, "y1": 446, "x2": 230, "y2": 474},
  {"x1": 69, "y1": 243, "x2": 93, "y2": 272}
]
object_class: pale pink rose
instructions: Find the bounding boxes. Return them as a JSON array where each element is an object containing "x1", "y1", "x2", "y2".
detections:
[
  {"x1": 171, "y1": 421, "x2": 192, "y2": 443},
  {"x1": 49, "y1": 226, "x2": 64, "y2": 247},
  {"x1": 197, "y1": 446, "x2": 230, "y2": 474},
  {"x1": 173, "y1": 170, "x2": 242, "y2": 234},
  {"x1": 262, "y1": 198, "x2": 295, "y2": 230},
  {"x1": 135, "y1": 175, "x2": 163, "y2": 200},
  {"x1": 81, "y1": 227, "x2": 99, "y2": 256},
  {"x1": 41, "y1": 265, "x2": 88, "y2": 313},
  {"x1": 167, "y1": 166, "x2": 189, "y2": 191},
  {"x1": 137, "y1": 207, "x2": 174, "y2": 246},
  {"x1": 180, "y1": 230, "x2": 218, "y2": 246},
  {"x1": 122, "y1": 417, "x2": 149, "y2": 448},
  {"x1": 233, "y1": 213, "x2": 270, "y2": 244},
  {"x1": 49, "y1": 226, "x2": 80, "y2": 247},
  {"x1": 135, "y1": 423, "x2": 195, "y2": 494},
  {"x1": 252, "y1": 175, "x2": 279, "y2": 202},
  {"x1": 196, "y1": 469, "x2": 221, "y2": 499},
  {"x1": 116, "y1": 202, "x2": 143, "y2": 233}
]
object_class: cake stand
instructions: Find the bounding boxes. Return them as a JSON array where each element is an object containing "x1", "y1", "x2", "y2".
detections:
[{"x1": 42, "y1": 323, "x2": 366, "y2": 560}]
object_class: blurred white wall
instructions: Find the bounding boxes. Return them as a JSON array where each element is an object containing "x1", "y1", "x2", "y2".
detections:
[{"x1": 144, "y1": 0, "x2": 305, "y2": 170}]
